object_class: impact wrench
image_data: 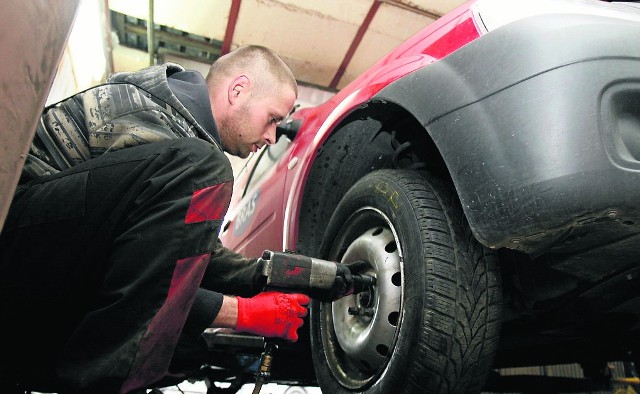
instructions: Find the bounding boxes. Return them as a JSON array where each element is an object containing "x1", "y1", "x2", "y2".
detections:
[{"x1": 257, "y1": 250, "x2": 377, "y2": 300}]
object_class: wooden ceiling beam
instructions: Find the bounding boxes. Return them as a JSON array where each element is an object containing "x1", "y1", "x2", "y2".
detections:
[{"x1": 222, "y1": 0, "x2": 242, "y2": 55}]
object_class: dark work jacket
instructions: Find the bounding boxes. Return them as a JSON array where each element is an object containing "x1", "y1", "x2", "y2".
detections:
[{"x1": 24, "y1": 63, "x2": 262, "y2": 339}]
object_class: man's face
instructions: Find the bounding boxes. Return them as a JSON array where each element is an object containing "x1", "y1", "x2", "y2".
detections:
[{"x1": 220, "y1": 86, "x2": 296, "y2": 158}]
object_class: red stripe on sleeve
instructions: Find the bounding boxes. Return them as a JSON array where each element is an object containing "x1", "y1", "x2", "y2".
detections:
[{"x1": 185, "y1": 181, "x2": 232, "y2": 224}]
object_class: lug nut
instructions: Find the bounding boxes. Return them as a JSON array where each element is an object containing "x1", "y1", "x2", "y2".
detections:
[{"x1": 348, "y1": 306, "x2": 361, "y2": 315}]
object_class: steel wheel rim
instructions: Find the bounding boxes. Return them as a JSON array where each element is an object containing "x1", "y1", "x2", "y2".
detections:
[{"x1": 321, "y1": 207, "x2": 403, "y2": 389}]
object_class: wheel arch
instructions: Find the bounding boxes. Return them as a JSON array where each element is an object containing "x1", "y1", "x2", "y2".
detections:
[{"x1": 295, "y1": 99, "x2": 454, "y2": 258}]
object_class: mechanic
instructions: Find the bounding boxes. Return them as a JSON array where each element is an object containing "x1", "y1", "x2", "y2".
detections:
[{"x1": 0, "y1": 45, "x2": 359, "y2": 393}]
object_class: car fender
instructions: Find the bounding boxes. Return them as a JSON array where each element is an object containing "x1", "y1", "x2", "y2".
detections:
[
  {"x1": 374, "y1": 12, "x2": 640, "y2": 251},
  {"x1": 279, "y1": 50, "x2": 444, "y2": 252}
]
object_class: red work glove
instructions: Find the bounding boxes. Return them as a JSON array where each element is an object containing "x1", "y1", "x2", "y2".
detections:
[{"x1": 236, "y1": 291, "x2": 310, "y2": 342}]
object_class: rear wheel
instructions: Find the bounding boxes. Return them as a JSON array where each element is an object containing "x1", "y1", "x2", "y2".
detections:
[{"x1": 310, "y1": 169, "x2": 502, "y2": 393}]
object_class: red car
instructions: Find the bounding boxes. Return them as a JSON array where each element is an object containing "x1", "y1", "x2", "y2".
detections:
[{"x1": 215, "y1": 0, "x2": 640, "y2": 393}]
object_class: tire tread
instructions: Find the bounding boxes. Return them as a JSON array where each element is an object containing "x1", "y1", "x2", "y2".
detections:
[{"x1": 382, "y1": 170, "x2": 501, "y2": 394}]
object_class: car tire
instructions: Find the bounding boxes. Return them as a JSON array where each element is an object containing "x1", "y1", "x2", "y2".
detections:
[{"x1": 310, "y1": 169, "x2": 502, "y2": 393}]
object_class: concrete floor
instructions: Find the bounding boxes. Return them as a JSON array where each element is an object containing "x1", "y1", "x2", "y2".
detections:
[
  {"x1": 159, "y1": 381, "x2": 322, "y2": 394},
  {"x1": 156, "y1": 362, "x2": 638, "y2": 394}
]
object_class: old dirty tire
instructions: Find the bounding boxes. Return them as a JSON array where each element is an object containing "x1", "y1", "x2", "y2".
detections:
[{"x1": 310, "y1": 169, "x2": 502, "y2": 394}]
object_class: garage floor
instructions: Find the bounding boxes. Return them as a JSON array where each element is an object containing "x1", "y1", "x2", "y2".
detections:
[
  {"x1": 160, "y1": 382, "x2": 321, "y2": 394},
  {"x1": 156, "y1": 362, "x2": 638, "y2": 394}
]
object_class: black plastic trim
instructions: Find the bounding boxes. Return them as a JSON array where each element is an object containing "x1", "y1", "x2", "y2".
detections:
[{"x1": 374, "y1": 13, "x2": 640, "y2": 254}]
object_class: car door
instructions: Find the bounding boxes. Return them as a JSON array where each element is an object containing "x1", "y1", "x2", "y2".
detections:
[{"x1": 219, "y1": 135, "x2": 292, "y2": 258}]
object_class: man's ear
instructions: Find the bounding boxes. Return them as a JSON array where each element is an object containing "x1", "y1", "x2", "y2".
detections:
[{"x1": 228, "y1": 75, "x2": 250, "y2": 105}]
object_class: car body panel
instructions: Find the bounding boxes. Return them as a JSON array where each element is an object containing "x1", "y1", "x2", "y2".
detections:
[{"x1": 0, "y1": 1, "x2": 80, "y2": 231}]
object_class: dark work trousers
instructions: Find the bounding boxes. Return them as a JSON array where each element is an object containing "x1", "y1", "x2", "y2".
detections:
[{"x1": 0, "y1": 138, "x2": 233, "y2": 393}]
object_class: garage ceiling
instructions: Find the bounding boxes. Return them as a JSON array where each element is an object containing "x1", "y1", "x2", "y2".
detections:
[{"x1": 108, "y1": 0, "x2": 467, "y2": 91}]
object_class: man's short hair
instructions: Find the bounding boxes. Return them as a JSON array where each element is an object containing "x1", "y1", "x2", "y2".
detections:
[{"x1": 206, "y1": 45, "x2": 298, "y2": 98}]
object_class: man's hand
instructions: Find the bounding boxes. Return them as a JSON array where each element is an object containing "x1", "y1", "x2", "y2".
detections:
[{"x1": 235, "y1": 291, "x2": 310, "y2": 341}]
